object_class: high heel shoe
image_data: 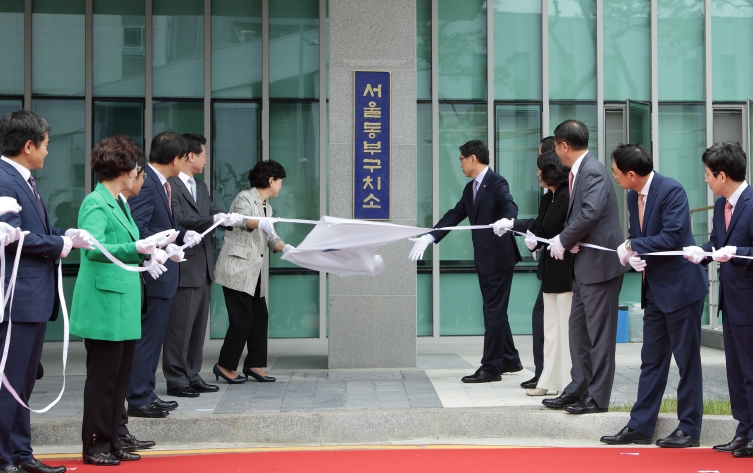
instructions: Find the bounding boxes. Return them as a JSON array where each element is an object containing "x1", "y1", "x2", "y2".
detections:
[
  {"x1": 243, "y1": 367, "x2": 276, "y2": 382},
  {"x1": 213, "y1": 364, "x2": 246, "y2": 384}
]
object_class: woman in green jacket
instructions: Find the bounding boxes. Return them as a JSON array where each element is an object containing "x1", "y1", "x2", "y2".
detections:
[{"x1": 70, "y1": 135, "x2": 159, "y2": 466}]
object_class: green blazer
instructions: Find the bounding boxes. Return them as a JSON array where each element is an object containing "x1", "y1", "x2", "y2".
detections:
[{"x1": 70, "y1": 183, "x2": 144, "y2": 341}]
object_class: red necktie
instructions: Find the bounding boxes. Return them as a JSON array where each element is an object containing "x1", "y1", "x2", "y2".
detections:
[
  {"x1": 164, "y1": 181, "x2": 172, "y2": 212},
  {"x1": 725, "y1": 200, "x2": 733, "y2": 231},
  {"x1": 568, "y1": 171, "x2": 574, "y2": 196}
]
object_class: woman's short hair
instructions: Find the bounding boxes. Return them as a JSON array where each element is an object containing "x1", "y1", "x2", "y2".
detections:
[
  {"x1": 538, "y1": 150, "x2": 570, "y2": 187},
  {"x1": 248, "y1": 159, "x2": 286, "y2": 188},
  {"x1": 91, "y1": 135, "x2": 143, "y2": 182}
]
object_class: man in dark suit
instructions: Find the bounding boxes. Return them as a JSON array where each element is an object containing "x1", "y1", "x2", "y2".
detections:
[
  {"x1": 122, "y1": 132, "x2": 201, "y2": 423},
  {"x1": 542, "y1": 120, "x2": 625, "y2": 414},
  {"x1": 0, "y1": 110, "x2": 91, "y2": 473},
  {"x1": 162, "y1": 133, "x2": 241, "y2": 397},
  {"x1": 600, "y1": 144, "x2": 708, "y2": 448},
  {"x1": 684, "y1": 141, "x2": 753, "y2": 457},
  {"x1": 408, "y1": 140, "x2": 522, "y2": 383}
]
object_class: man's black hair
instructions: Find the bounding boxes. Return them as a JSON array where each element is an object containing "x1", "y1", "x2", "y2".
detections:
[
  {"x1": 149, "y1": 131, "x2": 187, "y2": 165},
  {"x1": 611, "y1": 143, "x2": 653, "y2": 177},
  {"x1": 459, "y1": 140, "x2": 489, "y2": 165},
  {"x1": 702, "y1": 141, "x2": 747, "y2": 182},
  {"x1": 553, "y1": 120, "x2": 589, "y2": 150},
  {"x1": 0, "y1": 110, "x2": 51, "y2": 157},
  {"x1": 182, "y1": 132, "x2": 206, "y2": 156}
]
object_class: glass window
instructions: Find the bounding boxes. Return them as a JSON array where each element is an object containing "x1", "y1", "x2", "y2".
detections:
[
  {"x1": 494, "y1": 1, "x2": 542, "y2": 100},
  {"x1": 0, "y1": 1, "x2": 24, "y2": 95},
  {"x1": 417, "y1": 103, "x2": 433, "y2": 261},
  {"x1": 0, "y1": 100, "x2": 22, "y2": 118},
  {"x1": 31, "y1": 99, "x2": 86, "y2": 264},
  {"x1": 153, "y1": 100, "x2": 203, "y2": 136},
  {"x1": 152, "y1": 0, "x2": 204, "y2": 98},
  {"x1": 548, "y1": 0, "x2": 596, "y2": 100},
  {"x1": 549, "y1": 102, "x2": 597, "y2": 152},
  {"x1": 438, "y1": 0, "x2": 486, "y2": 100},
  {"x1": 658, "y1": 0, "x2": 704, "y2": 101},
  {"x1": 93, "y1": 0, "x2": 145, "y2": 97},
  {"x1": 658, "y1": 104, "x2": 707, "y2": 243},
  {"x1": 417, "y1": 273, "x2": 432, "y2": 337},
  {"x1": 496, "y1": 104, "x2": 541, "y2": 264},
  {"x1": 212, "y1": 0, "x2": 262, "y2": 98},
  {"x1": 712, "y1": 0, "x2": 753, "y2": 101},
  {"x1": 438, "y1": 102, "x2": 487, "y2": 263},
  {"x1": 32, "y1": 0, "x2": 85, "y2": 96},
  {"x1": 603, "y1": 0, "x2": 650, "y2": 101},
  {"x1": 269, "y1": 274, "x2": 319, "y2": 338},
  {"x1": 94, "y1": 101, "x2": 144, "y2": 150},
  {"x1": 416, "y1": 0, "x2": 431, "y2": 100},
  {"x1": 269, "y1": 0, "x2": 319, "y2": 99}
]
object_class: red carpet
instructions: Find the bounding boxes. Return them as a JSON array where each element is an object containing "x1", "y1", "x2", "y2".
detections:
[{"x1": 45, "y1": 447, "x2": 751, "y2": 473}]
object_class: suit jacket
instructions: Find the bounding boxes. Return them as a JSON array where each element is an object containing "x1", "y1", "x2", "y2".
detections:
[
  {"x1": 513, "y1": 184, "x2": 573, "y2": 293},
  {"x1": 128, "y1": 167, "x2": 185, "y2": 299},
  {"x1": 559, "y1": 153, "x2": 626, "y2": 284},
  {"x1": 214, "y1": 188, "x2": 282, "y2": 296},
  {"x1": 430, "y1": 168, "x2": 522, "y2": 275},
  {"x1": 0, "y1": 160, "x2": 65, "y2": 323},
  {"x1": 70, "y1": 184, "x2": 144, "y2": 341},
  {"x1": 627, "y1": 173, "x2": 708, "y2": 313},
  {"x1": 701, "y1": 184, "x2": 753, "y2": 325},
  {"x1": 168, "y1": 175, "x2": 224, "y2": 288}
]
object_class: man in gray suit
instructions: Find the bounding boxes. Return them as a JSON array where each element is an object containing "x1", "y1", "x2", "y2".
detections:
[
  {"x1": 162, "y1": 133, "x2": 243, "y2": 397},
  {"x1": 542, "y1": 120, "x2": 626, "y2": 414}
]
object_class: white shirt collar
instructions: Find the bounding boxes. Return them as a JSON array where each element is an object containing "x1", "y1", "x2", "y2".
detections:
[
  {"x1": 148, "y1": 163, "x2": 167, "y2": 186},
  {"x1": 178, "y1": 172, "x2": 192, "y2": 186},
  {"x1": 638, "y1": 171, "x2": 655, "y2": 197},
  {"x1": 1, "y1": 156, "x2": 32, "y2": 185},
  {"x1": 569, "y1": 150, "x2": 589, "y2": 180},
  {"x1": 474, "y1": 166, "x2": 489, "y2": 187},
  {"x1": 728, "y1": 181, "x2": 748, "y2": 208}
]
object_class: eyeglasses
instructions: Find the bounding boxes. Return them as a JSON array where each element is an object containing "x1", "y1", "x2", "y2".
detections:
[
  {"x1": 459, "y1": 155, "x2": 470, "y2": 162},
  {"x1": 704, "y1": 169, "x2": 720, "y2": 179}
]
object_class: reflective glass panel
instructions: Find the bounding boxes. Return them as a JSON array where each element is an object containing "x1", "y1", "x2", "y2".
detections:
[
  {"x1": 152, "y1": 0, "x2": 204, "y2": 98},
  {"x1": 153, "y1": 100, "x2": 203, "y2": 135},
  {"x1": 32, "y1": 0, "x2": 85, "y2": 96},
  {"x1": 93, "y1": 0, "x2": 146, "y2": 97},
  {"x1": 212, "y1": 0, "x2": 262, "y2": 98},
  {"x1": 548, "y1": 0, "x2": 596, "y2": 100},
  {"x1": 494, "y1": 0, "x2": 541, "y2": 100},
  {"x1": 712, "y1": 0, "x2": 753, "y2": 101},
  {"x1": 0, "y1": 99, "x2": 22, "y2": 118},
  {"x1": 416, "y1": 0, "x2": 431, "y2": 100},
  {"x1": 269, "y1": 274, "x2": 319, "y2": 338},
  {"x1": 549, "y1": 102, "x2": 598, "y2": 151},
  {"x1": 0, "y1": 1, "x2": 24, "y2": 95},
  {"x1": 94, "y1": 101, "x2": 144, "y2": 152},
  {"x1": 269, "y1": 0, "x2": 319, "y2": 99},
  {"x1": 438, "y1": 0, "x2": 486, "y2": 100},
  {"x1": 603, "y1": 0, "x2": 650, "y2": 101},
  {"x1": 417, "y1": 103, "x2": 433, "y2": 262},
  {"x1": 658, "y1": 0, "x2": 704, "y2": 101},
  {"x1": 417, "y1": 272, "x2": 432, "y2": 336}
]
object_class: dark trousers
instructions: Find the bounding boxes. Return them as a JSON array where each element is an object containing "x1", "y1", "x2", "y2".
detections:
[
  {"x1": 627, "y1": 286, "x2": 703, "y2": 438},
  {"x1": 0, "y1": 322, "x2": 45, "y2": 469},
  {"x1": 722, "y1": 301, "x2": 753, "y2": 438},
  {"x1": 476, "y1": 268, "x2": 520, "y2": 374},
  {"x1": 83, "y1": 339, "x2": 135, "y2": 455},
  {"x1": 565, "y1": 274, "x2": 623, "y2": 409},
  {"x1": 163, "y1": 276, "x2": 212, "y2": 389},
  {"x1": 531, "y1": 287, "x2": 545, "y2": 378},
  {"x1": 217, "y1": 284, "x2": 269, "y2": 371}
]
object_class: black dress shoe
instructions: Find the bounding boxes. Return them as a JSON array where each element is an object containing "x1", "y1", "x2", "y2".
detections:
[
  {"x1": 542, "y1": 392, "x2": 580, "y2": 409},
  {"x1": 713, "y1": 436, "x2": 748, "y2": 452},
  {"x1": 520, "y1": 377, "x2": 539, "y2": 389},
  {"x1": 213, "y1": 364, "x2": 246, "y2": 384},
  {"x1": 733, "y1": 439, "x2": 753, "y2": 457},
  {"x1": 500, "y1": 364, "x2": 524, "y2": 374},
  {"x1": 191, "y1": 381, "x2": 220, "y2": 393},
  {"x1": 119, "y1": 434, "x2": 155, "y2": 452},
  {"x1": 166, "y1": 384, "x2": 200, "y2": 397},
  {"x1": 82, "y1": 453, "x2": 120, "y2": 466},
  {"x1": 656, "y1": 429, "x2": 700, "y2": 448},
  {"x1": 461, "y1": 370, "x2": 502, "y2": 383},
  {"x1": 243, "y1": 367, "x2": 276, "y2": 382},
  {"x1": 600, "y1": 426, "x2": 651, "y2": 445},
  {"x1": 127, "y1": 403, "x2": 168, "y2": 418},
  {"x1": 19, "y1": 459, "x2": 66, "y2": 473},
  {"x1": 565, "y1": 394, "x2": 608, "y2": 414},
  {"x1": 111, "y1": 450, "x2": 140, "y2": 461},
  {"x1": 2, "y1": 465, "x2": 20, "y2": 473},
  {"x1": 153, "y1": 397, "x2": 178, "y2": 411}
]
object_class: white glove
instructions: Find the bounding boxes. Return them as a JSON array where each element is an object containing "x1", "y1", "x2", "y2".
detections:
[
  {"x1": 65, "y1": 228, "x2": 94, "y2": 250},
  {"x1": 213, "y1": 213, "x2": 229, "y2": 224},
  {"x1": 570, "y1": 244, "x2": 580, "y2": 254},
  {"x1": 226, "y1": 213, "x2": 246, "y2": 227},
  {"x1": 257, "y1": 219, "x2": 277, "y2": 239},
  {"x1": 548, "y1": 234, "x2": 565, "y2": 260},
  {"x1": 712, "y1": 245, "x2": 737, "y2": 263},
  {"x1": 0, "y1": 197, "x2": 21, "y2": 216},
  {"x1": 408, "y1": 235, "x2": 432, "y2": 261},
  {"x1": 153, "y1": 249, "x2": 169, "y2": 265},
  {"x1": 165, "y1": 244, "x2": 185, "y2": 262},
  {"x1": 282, "y1": 244, "x2": 295, "y2": 255},
  {"x1": 492, "y1": 218, "x2": 514, "y2": 236},
  {"x1": 183, "y1": 230, "x2": 202, "y2": 248},
  {"x1": 135, "y1": 239, "x2": 156, "y2": 255},
  {"x1": 0, "y1": 222, "x2": 22, "y2": 245},
  {"x1": 60, "y1": 236, "x2": 73, "y2": 258},
  {"x1": 683, "y1": 246, "x2": 706, "y2": 264},
  {"x1": 616, "y1": 241, "x2": 634, "y2": 266},
  {"x1": 628, "y1": 255, "x2": 647, "y2": 272},
  {"x1": 151, "y1": 229, "x2": 179, "y2": 247},
  {"x1": 524, "y1": 230, "x2": 538, "y2": 251},
  {"x1": 144, "y1": 258, "x2": 167, "y2": 280}
]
